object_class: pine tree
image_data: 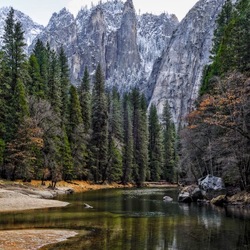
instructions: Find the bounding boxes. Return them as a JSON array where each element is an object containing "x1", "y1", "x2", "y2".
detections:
[
  {"x1": 33, "y1": 39, "x2": 49, "y2": 96},
  {"x1": 3, "y1": 8, "x2": 26, "y2": 93},
  {"x1": 2, "y1": 8, "x2": 27, "y2": 142},
  {"x1": 59, "y1": 46, "x2": 70, "y2": 122},
  {"x1": 148, "y1": 104, "x2": 163, "y2": 181},
  {"x1": 68, "y1": 85, "x2": 88, "y2": 179},
  {"x1": 0, "y1": 52, "x2": 7, "y2": 176},
  {"x1": 162, "y1": 100, "x2": 176, "y2": 182},
  {"x1": 106, "y1": 88, "x2": 123, "y2": 182},
  {"x1": 68, "y1": 85, "x2": 83, "y2": 138},
  {"x1": 27, "y1": 54, "x2": 44, "y2": 98},
  {"x1": 131, "y1": 88, "x2": 148, "y2": 186},
  {"x1": 48, "y1": 50, "x2": 61, "y2": 113},
  {"x1": 79, "y1": 67, "x2": 91, "y2": 132},
  {"x1": 122, "y1": 94, "x2": 133, "y2": 184},
  {"x1": 90, "y1": 64, "x2": 108, "y2": 183},
  {"x1": 60, "y1": 127, "x2": 73, "y2": 181},
  {"x1": 138, "y1": 94, "x2": 148, "y2": 185}
]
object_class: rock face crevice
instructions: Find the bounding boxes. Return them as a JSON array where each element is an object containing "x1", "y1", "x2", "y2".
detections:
[{"x1": 148, "y1": 0, "x2": 227, "y2": 127}]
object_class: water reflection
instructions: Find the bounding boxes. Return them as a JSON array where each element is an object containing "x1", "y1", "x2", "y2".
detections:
[{"x1": 0, "y1": 188, "x2": 250, "y2": 250}]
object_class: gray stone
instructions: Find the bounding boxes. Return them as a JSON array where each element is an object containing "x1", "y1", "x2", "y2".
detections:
[
  {"x1": 163, "y1": 196, "x2": 173, "y2": 202},
  {"x1": 191, "y1": 187, "x2": 203, "y2": 202},
  {"x1": 198, "y1": 175, "x2": 225, "y2": 191},
  {"x1": 198, "y1": 175, "x2": 226, "y2": 199},
  {"x1": 178, "y1": 192, "x2": 192, "y2": 203}
]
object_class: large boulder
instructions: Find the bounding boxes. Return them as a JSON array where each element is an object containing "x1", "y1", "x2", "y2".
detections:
[{"x1": 198, "y1": 175, "x2": 226, "y2": 199}]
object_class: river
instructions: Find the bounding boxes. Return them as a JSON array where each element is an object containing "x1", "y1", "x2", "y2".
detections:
[{"x1": 0, "y1": 187, "x2": 250, "y2": 249}]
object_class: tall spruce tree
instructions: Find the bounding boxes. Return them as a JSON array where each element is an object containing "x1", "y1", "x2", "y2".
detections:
[
  {"x1": 27, "y1": 54, "x2": 44, "y2": 98},
  {"x1": 33, "y1": 39, "x2": 49, "y2": 96},
  {"x1": 59, "y1": 46, "x2": 70, "y2": 123},
  {"x1": 60, "y1": 126, "x2": 73, "y2": 181},
  {"x1": 162, "y1": 100, "x2": 176, "y2": 182},
  {"x1": 131, "y1": 88, "x2": 148, "y2": 186},
  {"x1": 48, "y1": 50, "x2": 61, "y2": 113},
  {"x1": 2, "y1": 9, "x2": 27, "y2": 141},
  {"x1": 90, "y1": 64, "x2": 108, "y2": 183},
  {"x1": 3, "y1": 8, "x2": 26, "y2": 93},
  {"x1": 79, "y1": 67, "x2": 91, "y2": 133},
  {"x1": 148, "y1": 104, "x2": 163, "y2": 181},
  {"x1": 122, "y1": 94, "x2": 133, "y2": 184},
  {"x1": 68, "y1": 85, "x2": 83, "y2": 137},
  {"x1": 106, "y1": 88, "x2": 123, "y2": 182}
]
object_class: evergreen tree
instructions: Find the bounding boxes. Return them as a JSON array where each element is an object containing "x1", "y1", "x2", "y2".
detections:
[
  {"x1": 48, "y1": 50, "x2": 61, "y2": 113},
  {"x1": 14, "y1": 79, "x2": 29, "y2": 122},
  {"x1": 122, "y1": 94, "x2": 133, "y2": 184},
  {"x1": 27, "y1": 54, "x2": 44, "y2": 98},
  {"x1": 0, "y1": 52, "x2": 8, "y2": 177},
  {"x1": 90, "y1": 64, "x2": 108, "y2": 183},
  {"x1": 3, "y1": 8, "x2": 26, "y2": 93},
  {"x1": 79, "y1": 67, "x2": 91, "y2": 132},
  {"x1": 68, "y1": 85, "x2": 83, "y2": 138},
  {"x1": 106, "y1": 88, "x2": 123, "y2": 182},
  {"x1": 2, "y1": 8, "x2": 27, "y2": 142},
  {"x1": 59, "y1": 46, "x2": 70, "y2": 122},
  {"x1": 148, "y1": 104, "x2": 163, "y2": 181},
  {"x1": 131, "y1": 88, "x2": 148, "y2": 186},
  {"x1": 138, "y1": 94, "x2": 148, "y2": 185},
  {"x1": 33, "y1": 39, "x2": 49, "y2": 96},
  {"x1": 60, "y1": 127, "x2": 73, "y2": 181},
  {"x1": 162, "y1": 100, "x2": 176, "y2": 182}
]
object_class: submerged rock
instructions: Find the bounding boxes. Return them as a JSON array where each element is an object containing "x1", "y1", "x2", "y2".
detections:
[
  {"x1": 211, "y1": 195, "x2": 227, "y2": 207},
  {"x1": 178, "y1": 192, "x2": 192, "y2": 203},
  {"x1": 178, "y1": 185, "x2": 203, "y2": 203},
  {"x1": 163, "y1": 196, "x2": 173, "y2": 202}
]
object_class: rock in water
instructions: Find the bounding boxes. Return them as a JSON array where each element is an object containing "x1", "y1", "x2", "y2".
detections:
[
  {"x1": 84, "y1": 203, "x2": 93, "y2": 209},
  {"x1": 163, "y1": 196, "x2": 173, "y2": 202}
]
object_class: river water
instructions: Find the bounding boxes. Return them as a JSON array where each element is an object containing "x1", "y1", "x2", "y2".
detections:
[{"x1": 0, "y1": 188, "x2": 250, "y2": 250}]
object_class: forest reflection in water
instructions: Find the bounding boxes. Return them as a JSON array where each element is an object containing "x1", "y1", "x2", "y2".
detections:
[{"x1": 0, "y1": 188, "x2": 249, "y2": 250}]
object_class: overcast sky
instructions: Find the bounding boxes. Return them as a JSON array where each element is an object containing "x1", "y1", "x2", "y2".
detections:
[{"x1": 0, "y1": 0, "x2": 198, "y2": 26}]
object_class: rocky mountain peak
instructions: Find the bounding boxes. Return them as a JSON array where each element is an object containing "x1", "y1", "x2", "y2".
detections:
[
  {"x1": 0, "y1": 7, "x2": 44, "y2": 52},
  {"x1": 148, "y1": 0, "x2": 227, "y2": 127},
  {"x1": 123, "y1": 0, "x2": 135, "y2": 12}
]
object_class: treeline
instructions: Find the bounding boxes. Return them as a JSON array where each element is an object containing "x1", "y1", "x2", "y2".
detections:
[
  {"x1": 0, "y1": 8, "x2": 178, "y2": 186},
  {"x1": 180, "y1": 0, "x2": 250, "y2": 190}
]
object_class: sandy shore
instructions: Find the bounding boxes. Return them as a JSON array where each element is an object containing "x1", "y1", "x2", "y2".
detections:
[
  {"x1": 0, "y1": 229, "x2": 79, "y2": 250},
  {"x1": 0, "y1": 180, "x2": 132, "y2": 212},
  {"x1": 0, "y1": 189, "x2": 70, "y2": 212}
]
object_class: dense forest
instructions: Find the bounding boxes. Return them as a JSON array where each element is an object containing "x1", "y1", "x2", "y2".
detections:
[
  {"x1": 0, "y1": 8, "x2": 177, "y2": 186},
  {"x1": 180, "y1": 0, "x2": 250, "y2": 190}
]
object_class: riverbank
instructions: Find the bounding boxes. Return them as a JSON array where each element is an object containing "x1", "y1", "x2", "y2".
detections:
[
  {"x1": 0, "y1": 179, "x2": 134, "y2": 250},
  {"x1": 0, "y1": 229, "x2": 79, "y2": 250},
  {"x1": 0, "y1": 179, "x2": 133, "y2": 212}
]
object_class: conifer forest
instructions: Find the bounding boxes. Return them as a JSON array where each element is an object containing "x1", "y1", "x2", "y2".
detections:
[
  {"x1": 0, "y1": 8, "x2": 177, "y2": 186},
  {"x1": 0, "y1": 0, "x2": 250, "y2": 191}
]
